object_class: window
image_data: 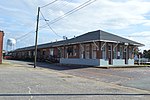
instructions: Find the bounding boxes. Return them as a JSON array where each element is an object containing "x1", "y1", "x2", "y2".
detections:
[
  {"x1": 73, "y1": 45, "x2": 77, "y2": 56},
  {"x1": 80, "y1": 44, "x2": 84, "y2": 59},
  {"x1": 92, "y1": 44, "x2": 97, "y2": 59},
  {"x1": 43, "y1": 51, "x2": 46, "y2": 55},
  {"x1": 29, "y1": 51, "x2": 31, "y2": 56},
  {"x1": 120, "y1": 46, "x2": 123, "y2": 59},
  {"x1": 67, "y1": 46, "x2": 73, "y2": 56},
  {"x1": 60, "y1": 47, "x2": 64, "y2": 58},
  {"x1": 58, "y1": 48, "x2": 61, "y2": 58},
  {"x1": 101, "y1": 44, "x2": 106, "y2": 59},
  {"x1": 50, "y1": 48, "x2": 54, "y2": 56},
  {"x1": 129, "y1": 47, "x2": 132, "y2": 59},
  {"x1": 85, "y1": 44, "x2": 90, "y2": 59},
  {"x1": 108, "y1": 45, "x2": 111, "y2": 51},
  {"x1": 114, "y1": 47, "x2": 117, "y2": 59}
]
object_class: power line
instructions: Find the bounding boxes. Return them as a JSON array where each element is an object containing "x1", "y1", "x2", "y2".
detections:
[
  {"x1": 47, "y1": 0, "x2": 73, "y2": 12},
  {"x1": 40, "y1": 11, "x2": 62, "y2": 38},
  {"x1": 39, "y1": 0, "x2": 97, "y2": 29},
  {"x1": 13, "y1": 0, "x2": 59, "y2": 42},
  {"x1": 40, "y1": 0, "x2": 59, "y2": 8},
  {"x1": 15, "y1": 30, "x2": 35, "y2": 41},
  {"x1": 13, "y1": 0, "x2": 110, "y2": 47},
  {"x1": 49, "y1": 0, "x2": 97, "y2": 24}
]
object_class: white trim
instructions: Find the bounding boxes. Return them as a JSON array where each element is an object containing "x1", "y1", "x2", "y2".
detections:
[
  {"x1": 124, "y1": 45, "x2": 128, "y2": 52},
  {"x1": 93, "y1": 41, "x2": 99, "y2": 50},
  {"x1": 113, "y1": 59, "x2": 125, "y2": 65},
  {"x1": 113, "y1": 42, "x2": 119, "y2": 51},
  {"x1": 101, "y1": 42, "x2": 106, "y2": 50},
  {"x1": 100, "y1": 40, "x2": 119, "y2": 43},
  {"x1": 80, "y1": 44, "x2": 84, "y2": 50}
]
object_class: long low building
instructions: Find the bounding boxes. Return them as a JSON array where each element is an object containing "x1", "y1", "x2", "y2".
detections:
[{"x1": 11, "y1": 30, "x2": 144, "y2": 66}]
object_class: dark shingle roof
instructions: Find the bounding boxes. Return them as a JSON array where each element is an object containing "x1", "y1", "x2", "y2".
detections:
[
  {"x1": 14, "y1": 30, "x2": 144, "y2": 51},
  {"x1": 100, "y1": 30, "x2": 143, "y2": 45}
]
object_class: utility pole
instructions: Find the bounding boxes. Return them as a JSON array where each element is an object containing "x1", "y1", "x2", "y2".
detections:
[{"x1": 34, "y1": 7, "x2": 40, "y2": 68}]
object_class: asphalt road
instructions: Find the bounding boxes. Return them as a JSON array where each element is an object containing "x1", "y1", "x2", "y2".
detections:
[{"x1": 0, "y1": 60, "x2": 150, "y2": 100}]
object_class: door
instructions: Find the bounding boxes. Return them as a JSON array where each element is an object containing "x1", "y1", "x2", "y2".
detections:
[
  {"x1": 108, "y1": 45, "x2": 112, "y2": 65},
  {"x1": 124, "y1": 47, "x2": 128, "y2": 64}
]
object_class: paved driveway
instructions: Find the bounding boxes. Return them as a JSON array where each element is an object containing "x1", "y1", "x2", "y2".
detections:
[{"x1": 0, "y1": 60, "x2": 150, "y2": 100}]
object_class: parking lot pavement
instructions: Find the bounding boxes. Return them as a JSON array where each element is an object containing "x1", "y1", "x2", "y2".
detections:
[
  {"x1": 62, "y1": 67, "x2": 150, "y2": 91},
  {"x1": 0, "y1": 60, "x2": 150, "y2": 100}
]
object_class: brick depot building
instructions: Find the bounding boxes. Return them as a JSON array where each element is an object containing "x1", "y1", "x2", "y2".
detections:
[{"x1": 11, "y1": 30, "x2": 144, "y2": 66}]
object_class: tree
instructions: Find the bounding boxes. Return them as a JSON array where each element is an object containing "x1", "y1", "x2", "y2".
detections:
[{"x1": 143, "y1": 50, "x2": 150, "y2": 59}]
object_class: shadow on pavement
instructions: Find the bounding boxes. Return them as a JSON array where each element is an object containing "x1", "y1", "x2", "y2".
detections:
[
  {"x1": 28, "y1": 62, "x2": 92, "y2": 71},
  {"x1": 0, "y1": 93, "x2": 150, "y2": 97}
]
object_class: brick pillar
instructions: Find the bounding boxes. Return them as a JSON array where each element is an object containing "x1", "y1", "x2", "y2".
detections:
[
  {"x1": 63, "y1": 46, "x2": 66, "y2": 58},
  {"x1": 76, "y1": 44, "x2": 80, "y2": 58},
  {"x1": 89, "y1": 43, "x2": 92, "y2": 59},
  {"x1": 117, "y1": 44, "x2": 119, "y2": 59},
  {"x1": 112, "y1": 44, "x2": 114, "y2": 59},
  {"x1": 96, "y1": 41, "x2": 101, "y2": 59},
  {"x1": 0, "y1": 31, "x2": 4, "y2": 64},
  {"x1": 127, "y1": 46, "x2": 129, "y2": 59},
  {"x1": 100, "y1": 41, "x2": 102, "y2": 59},
  {"x1": 83, "y1": 44, "x2": 85, "y2": 59},
  {"x1": 106, "y1": 42, "x2": 108, "y2": 60}
]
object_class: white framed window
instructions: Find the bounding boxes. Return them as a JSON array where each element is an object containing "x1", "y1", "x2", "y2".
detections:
[{"x1": 49, "y1": 48, "x2": 54, "y2": 56}]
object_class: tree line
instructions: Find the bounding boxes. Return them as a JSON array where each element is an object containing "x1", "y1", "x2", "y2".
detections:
[{"x1": 142, "y1": 50, "x2": 150, "y2": 59}]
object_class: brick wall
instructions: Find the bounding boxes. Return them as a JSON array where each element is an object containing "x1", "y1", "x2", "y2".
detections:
[{"x1": 0, "y1": 31, "x2": 4, "y2": 64}]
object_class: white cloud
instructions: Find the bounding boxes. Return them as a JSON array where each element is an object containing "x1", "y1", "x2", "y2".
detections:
[{"x1": 128, "y1": 31, "x2": 150, "y2": 50}]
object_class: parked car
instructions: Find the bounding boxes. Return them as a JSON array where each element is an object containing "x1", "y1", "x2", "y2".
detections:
[{"x1": 4, "y1": 55, "x2": 13, "y2": 60}]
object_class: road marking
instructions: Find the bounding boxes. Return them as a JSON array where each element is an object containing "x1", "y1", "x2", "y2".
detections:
[{"x1": 28, "y1": 87, "x2": 33, "y2": 100}]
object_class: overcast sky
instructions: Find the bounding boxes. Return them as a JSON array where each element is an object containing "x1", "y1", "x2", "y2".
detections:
[{"x1": 1, "y1": 0, "x2": 150, "y2": 51}]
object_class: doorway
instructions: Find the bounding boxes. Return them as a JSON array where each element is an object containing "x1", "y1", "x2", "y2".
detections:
[
  {"x1": 124, "y1": 48, "x2": 128, "y2": 64},
  {"x1": 108, "y1": 45, "x2": 112, "y2": 65}
]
